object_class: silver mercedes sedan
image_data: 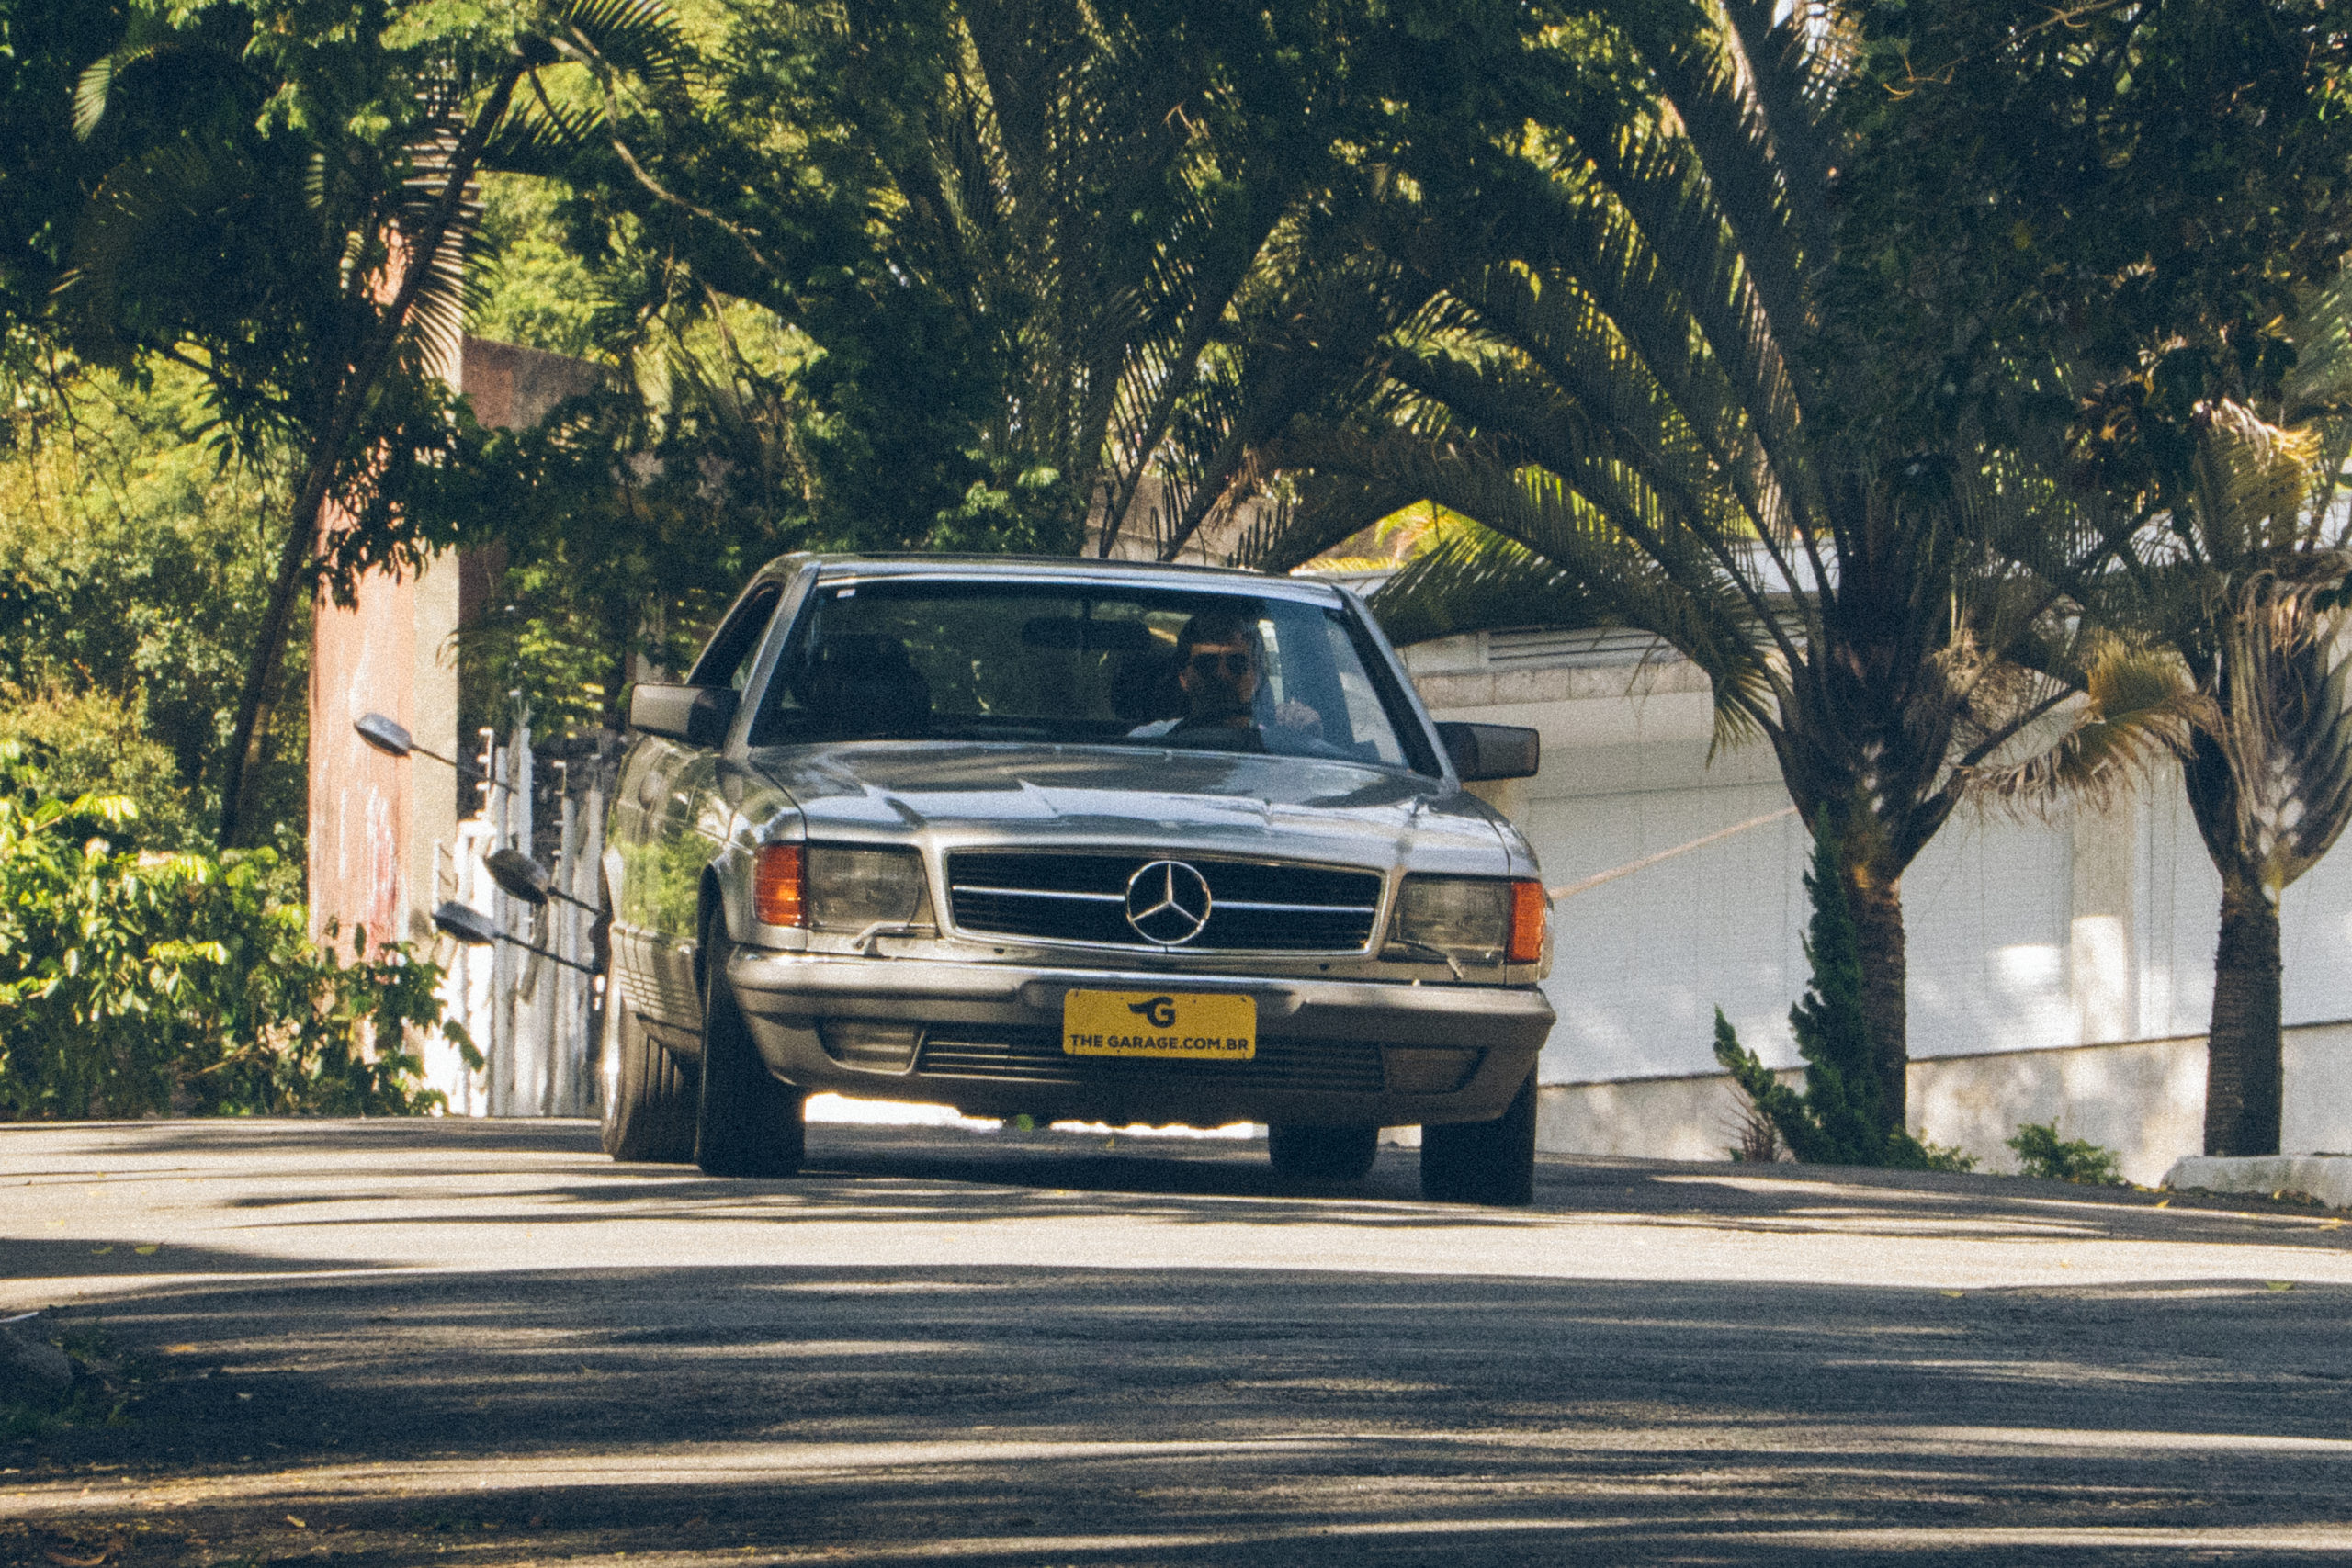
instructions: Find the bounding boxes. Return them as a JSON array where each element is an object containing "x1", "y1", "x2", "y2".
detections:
[{"x1": 601, "y1": 554, "x2": 1555, "y2": 1203}]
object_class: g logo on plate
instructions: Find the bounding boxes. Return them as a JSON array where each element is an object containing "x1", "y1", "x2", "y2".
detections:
[{"x1": 1127, "y1": 996, "x2": 1178, "y2": 1028}]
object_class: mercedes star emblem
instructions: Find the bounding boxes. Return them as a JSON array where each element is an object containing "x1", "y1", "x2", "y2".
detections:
[{"x1": 1125, "y1": 860, "x2": 1213, "y2": 945}]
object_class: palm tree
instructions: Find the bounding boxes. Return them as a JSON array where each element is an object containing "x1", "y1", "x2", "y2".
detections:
[
  {"x1": 1234, "y1": 0, "x2": 2152, "y2": 1141},
  {"x1": 591, "y1": 0, "x2": 1535, "y2": 563},
  {"x1": 2067, "y1": 273, "x2": 2352, "y2": 1156},
  {"x1": 64, "y1": 0, "x2": 690, "y2": 846}
]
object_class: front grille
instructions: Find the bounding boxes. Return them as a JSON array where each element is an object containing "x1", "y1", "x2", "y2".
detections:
[
  {"x1": 946, "y1": 852, "x2": 1381, "y2": 952},
  {"x1": 916, "y1": 1028, "x2": 1385, "y2": 1093}
]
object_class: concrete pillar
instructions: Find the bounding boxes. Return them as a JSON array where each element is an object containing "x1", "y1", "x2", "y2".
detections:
[
  {"x1": 308, "y1": 545, "x2": 458, "y2": 950},
  {"x1": 307, "y1": 336, "x2": 605, "y2": 953}
]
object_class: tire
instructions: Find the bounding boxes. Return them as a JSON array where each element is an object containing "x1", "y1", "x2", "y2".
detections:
[
  {"x1": 1267, "y1": 1123, "x2": 1379, "y2": 1184},
  {"x1": 602, "y1": 998, "x2": 698, "y2": 1164},
  {"x1": 694, "y1": 927, "x2": 807, "y2": 1178},
  {"x1": 1419, "y1": 1071, "x2": 1537, "y2": 1206}
]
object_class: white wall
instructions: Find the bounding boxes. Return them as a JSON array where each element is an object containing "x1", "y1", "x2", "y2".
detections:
[
  {"x1": 1404, "y1": 630, "x2": 2352, "y2": 1159},
  {"x1": 1537, "y1": 1021, "x2": 2352, "y2": 1186}
]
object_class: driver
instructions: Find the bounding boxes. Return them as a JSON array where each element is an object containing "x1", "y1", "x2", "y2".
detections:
[{"x1": 1128, "y1": 604, "x2": 1323, "y2": 750}]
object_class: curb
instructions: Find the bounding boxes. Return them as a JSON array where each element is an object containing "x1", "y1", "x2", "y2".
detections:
[{"x1": 2165, "y1": 1155, "x2": 2352, "y2": 1209}]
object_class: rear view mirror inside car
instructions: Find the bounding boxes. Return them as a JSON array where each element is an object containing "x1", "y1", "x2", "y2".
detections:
[{"x1": 1019, "y1": 616, "x2": 1156, "y2": 651}]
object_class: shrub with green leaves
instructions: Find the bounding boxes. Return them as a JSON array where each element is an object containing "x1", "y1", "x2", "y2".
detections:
[
  {"x1": 0, "y1": 746, "x2": 473, "y2": 1118},
  {"x1": 1715, "y1": 818, "x2": 1952, "y2": 1168},
  {"x1": 2007, "y1": 1122, "x2": 2128, "y2": 1186}
]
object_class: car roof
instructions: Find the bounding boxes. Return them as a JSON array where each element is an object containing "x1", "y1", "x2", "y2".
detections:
[{"x1": 759, "y1": 552, "x2": 1348, "y2": 604}]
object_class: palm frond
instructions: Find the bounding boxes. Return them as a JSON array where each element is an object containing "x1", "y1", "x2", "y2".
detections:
[
  {"x1": 2192, "y1": 400, "x2": 2325, "y2": 567},
  {"x1": 1367, "y1": 514, "x2": 1611, "y2": 647},
  {"x1": 481, "y1": 93, "x2": 602, "y2": 176},
  {"x1": 1969, "y1": 636, "x2": 2206, "y2": 813},
  {"x1": 2282, "y1": 261, "x2": 2352, "y2": 420},
  {"x1": 1607, "y1": 0, "x2": 1820, "y2": 356},
  {"x1": 1299, "y1": 427, "x2": 1781, "y2": 750},
  {"x1": 1538, "y1": 98, "x2": 1813, "y2": 518},
  {"x1": 548, "y1": 0, "x2": 693, "y2": 94}
]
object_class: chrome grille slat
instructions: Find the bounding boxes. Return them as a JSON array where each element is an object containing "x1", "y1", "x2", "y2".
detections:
[
  {"x1": 916, "y1": 1029, "x2": 1385, "y2": 1092},
  {"x1": 946, "y1": 851, "x2": 1381, "y2": 953},
  {"x1": 949, "y1": 885, "x2": 1125, "y2": 903}
]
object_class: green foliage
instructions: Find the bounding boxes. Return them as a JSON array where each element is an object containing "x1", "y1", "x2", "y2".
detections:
[
  {"x1": 471, "y1": 175, "x2": 609, "y2": 362},
  {"x1": 0, "y1": 746, "x2": 473, "y2": 1120},
  {"x1": 1914, "y1": 1141, "x2": 1979, "y2": 1175},
  {"x1": 1831, "y1": 0, "x2": 2352, "y2": 484},
  {"x1": 514, "y1": 0, "x2": 1551, "y2": 563},
  {"x1": 0, "y1": 363, "x2": 306, "y2": 844},
  {"x1": 2007, "y1": 1122, "x2": 2128, "y2": 1187},
  {"x1": 0, "y1": 0, "x2": 127, "y2": 337},
  {"x1": 1714, "y1": 820, "x2": 1932, "y2": 1168},
  {"x1": 54, "y1": 0, "x2": 695, "y2": 841}
]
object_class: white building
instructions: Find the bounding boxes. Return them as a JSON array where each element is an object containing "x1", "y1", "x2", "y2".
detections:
[{"x1": 1399, "y1": 626, "x2": 2352, "y2": 1184}]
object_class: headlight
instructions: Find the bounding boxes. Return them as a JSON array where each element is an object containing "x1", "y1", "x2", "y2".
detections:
[
  {"x1": 806, "y1": 846, "x2": 927, "y2": 931},
  {"x1": 1389, "y1": 875, "x2": 1547, "y2": 968},
  {"x1": 753, "y1": 844, "x2": 930, "y2": 931}
]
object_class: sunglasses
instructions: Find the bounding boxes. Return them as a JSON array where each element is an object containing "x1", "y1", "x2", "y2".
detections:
[{"x1": 1186, "y1": 649, "x2": 1254, "y2": 677}]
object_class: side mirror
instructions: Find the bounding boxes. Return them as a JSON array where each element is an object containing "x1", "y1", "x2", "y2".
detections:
[
  {"x1": 627, "y1": 683, "x2": 739, "y2": 748},
  {"x1": 1437, "y1": 721, "x2": 1540, "y2": 782}
]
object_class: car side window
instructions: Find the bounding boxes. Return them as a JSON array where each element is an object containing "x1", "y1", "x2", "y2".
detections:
[{"x1": 690, "y1": 582, "x2": 784, "y2": 692}]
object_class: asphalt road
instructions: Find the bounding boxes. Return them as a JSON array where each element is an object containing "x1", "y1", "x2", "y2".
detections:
[{"x1": 8, "y1": 1117, "x2": 2352, "y2": 1566}]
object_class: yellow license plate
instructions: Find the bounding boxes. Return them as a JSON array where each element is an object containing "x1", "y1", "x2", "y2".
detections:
[{"x1": 1061, "y1": 989, "x2": 1256, "y2": 1060}]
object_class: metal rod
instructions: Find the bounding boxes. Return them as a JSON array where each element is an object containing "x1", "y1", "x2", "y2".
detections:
[
  {"x1": 491, "y1": 931, "x2": 600, "y2": 975},
  {"x1": 407, "y1": 739, "x2": 488, "y2": 780}
]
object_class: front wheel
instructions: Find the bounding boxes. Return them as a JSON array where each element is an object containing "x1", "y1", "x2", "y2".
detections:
[
  {"x1": 1267, "y1": 1123, "x2": 1379, "y2": 1184},
  {"x1": 1419, "y1": 1071, "x2": 1537, "y2": 1206},
  {"x1": 694, "y1": 928, "x2": 807, "y2": 1178}
]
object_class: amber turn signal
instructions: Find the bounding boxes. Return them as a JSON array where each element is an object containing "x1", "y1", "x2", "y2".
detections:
[
  {"x1": 1506, "y1": 878, "x2": 1548, "y2": 965},
  {"x1": 754, "y1": 843, "x2": 807, "y2": 927}
]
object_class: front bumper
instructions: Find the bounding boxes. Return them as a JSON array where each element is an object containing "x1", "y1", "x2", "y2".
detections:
[{"x1": 726, "y1": 948, "x2": 1555, "y2": 1128}]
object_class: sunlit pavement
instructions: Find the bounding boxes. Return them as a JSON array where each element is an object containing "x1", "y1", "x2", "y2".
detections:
[{"x1": 8, "y1": 1118, "x2": 2352, "y2": 1565}]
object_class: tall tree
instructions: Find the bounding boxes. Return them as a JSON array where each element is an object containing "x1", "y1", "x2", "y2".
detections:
[
  {"x1": 2055, "y1": 276, "x2": 2352, "y2": 1156},
  {"x1": 1849, "y1": 0, "x2": 2352, "y2": 1156},
  {"x1": 537, "y1": 0, "x2": 1547, "y2": 559},
  {"x1": 1243, "y1": 0, "x2": 2154, "y2": 1139},
  {"x1": 60, "y1": 0, "x2": 689, "y2": 846},
  {"x1": 1244, "y1": 0, "x2": 2350, "y2": 1142}
]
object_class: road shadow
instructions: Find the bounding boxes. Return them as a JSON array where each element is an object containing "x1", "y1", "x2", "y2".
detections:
[
  {"x1": 10, "y1": 1262, "x2": 2352, "y2": 1567},
  {"x1": 18, "y1": 1116, "x2": 2352, "y2": 1253}
]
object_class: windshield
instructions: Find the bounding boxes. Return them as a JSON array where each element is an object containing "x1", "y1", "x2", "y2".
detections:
[{"x1": 750, "y1": 580, "x2": 1427, "y2": 769}]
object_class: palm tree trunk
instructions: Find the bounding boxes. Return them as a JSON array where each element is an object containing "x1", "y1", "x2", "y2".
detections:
[
  {"x1": 2204, "y1": 870, "x2": 2284, "y2": 1156},
  {"x1": 1847, "y1": 868, "x2": 1908, "y2": 1139}
]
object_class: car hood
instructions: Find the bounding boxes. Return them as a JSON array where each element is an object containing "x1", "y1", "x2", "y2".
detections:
[{"x1": 743, "y1": 741, "x2": 1510, "y2": 876}]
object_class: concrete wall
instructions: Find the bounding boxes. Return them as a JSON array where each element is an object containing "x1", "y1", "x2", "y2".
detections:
[
  {"x1": 1536, "y1": 1021, "x2": 2352, "y2": 1186},
  {"x1": 1397, "y1": 624, "x2": 2352, "y2": 1174},
  {"x1": 1390, "y1": 623, "x2": 2352, "y2": 1179}
]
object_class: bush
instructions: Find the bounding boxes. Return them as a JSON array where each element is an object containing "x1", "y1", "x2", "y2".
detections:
[
  {"x1": 2007, "y1": 1122, "x2": 2128, "y2": 1185},
  {"x1": 1714, "y1": 817, "x2": 1946, "y2": 1168},
  {"x1": 0, "y1": 748, "x2": 474, "y2": 1118},
  {"x1": 0, "y1": 686, "x2": 195, "y2": 848}
]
